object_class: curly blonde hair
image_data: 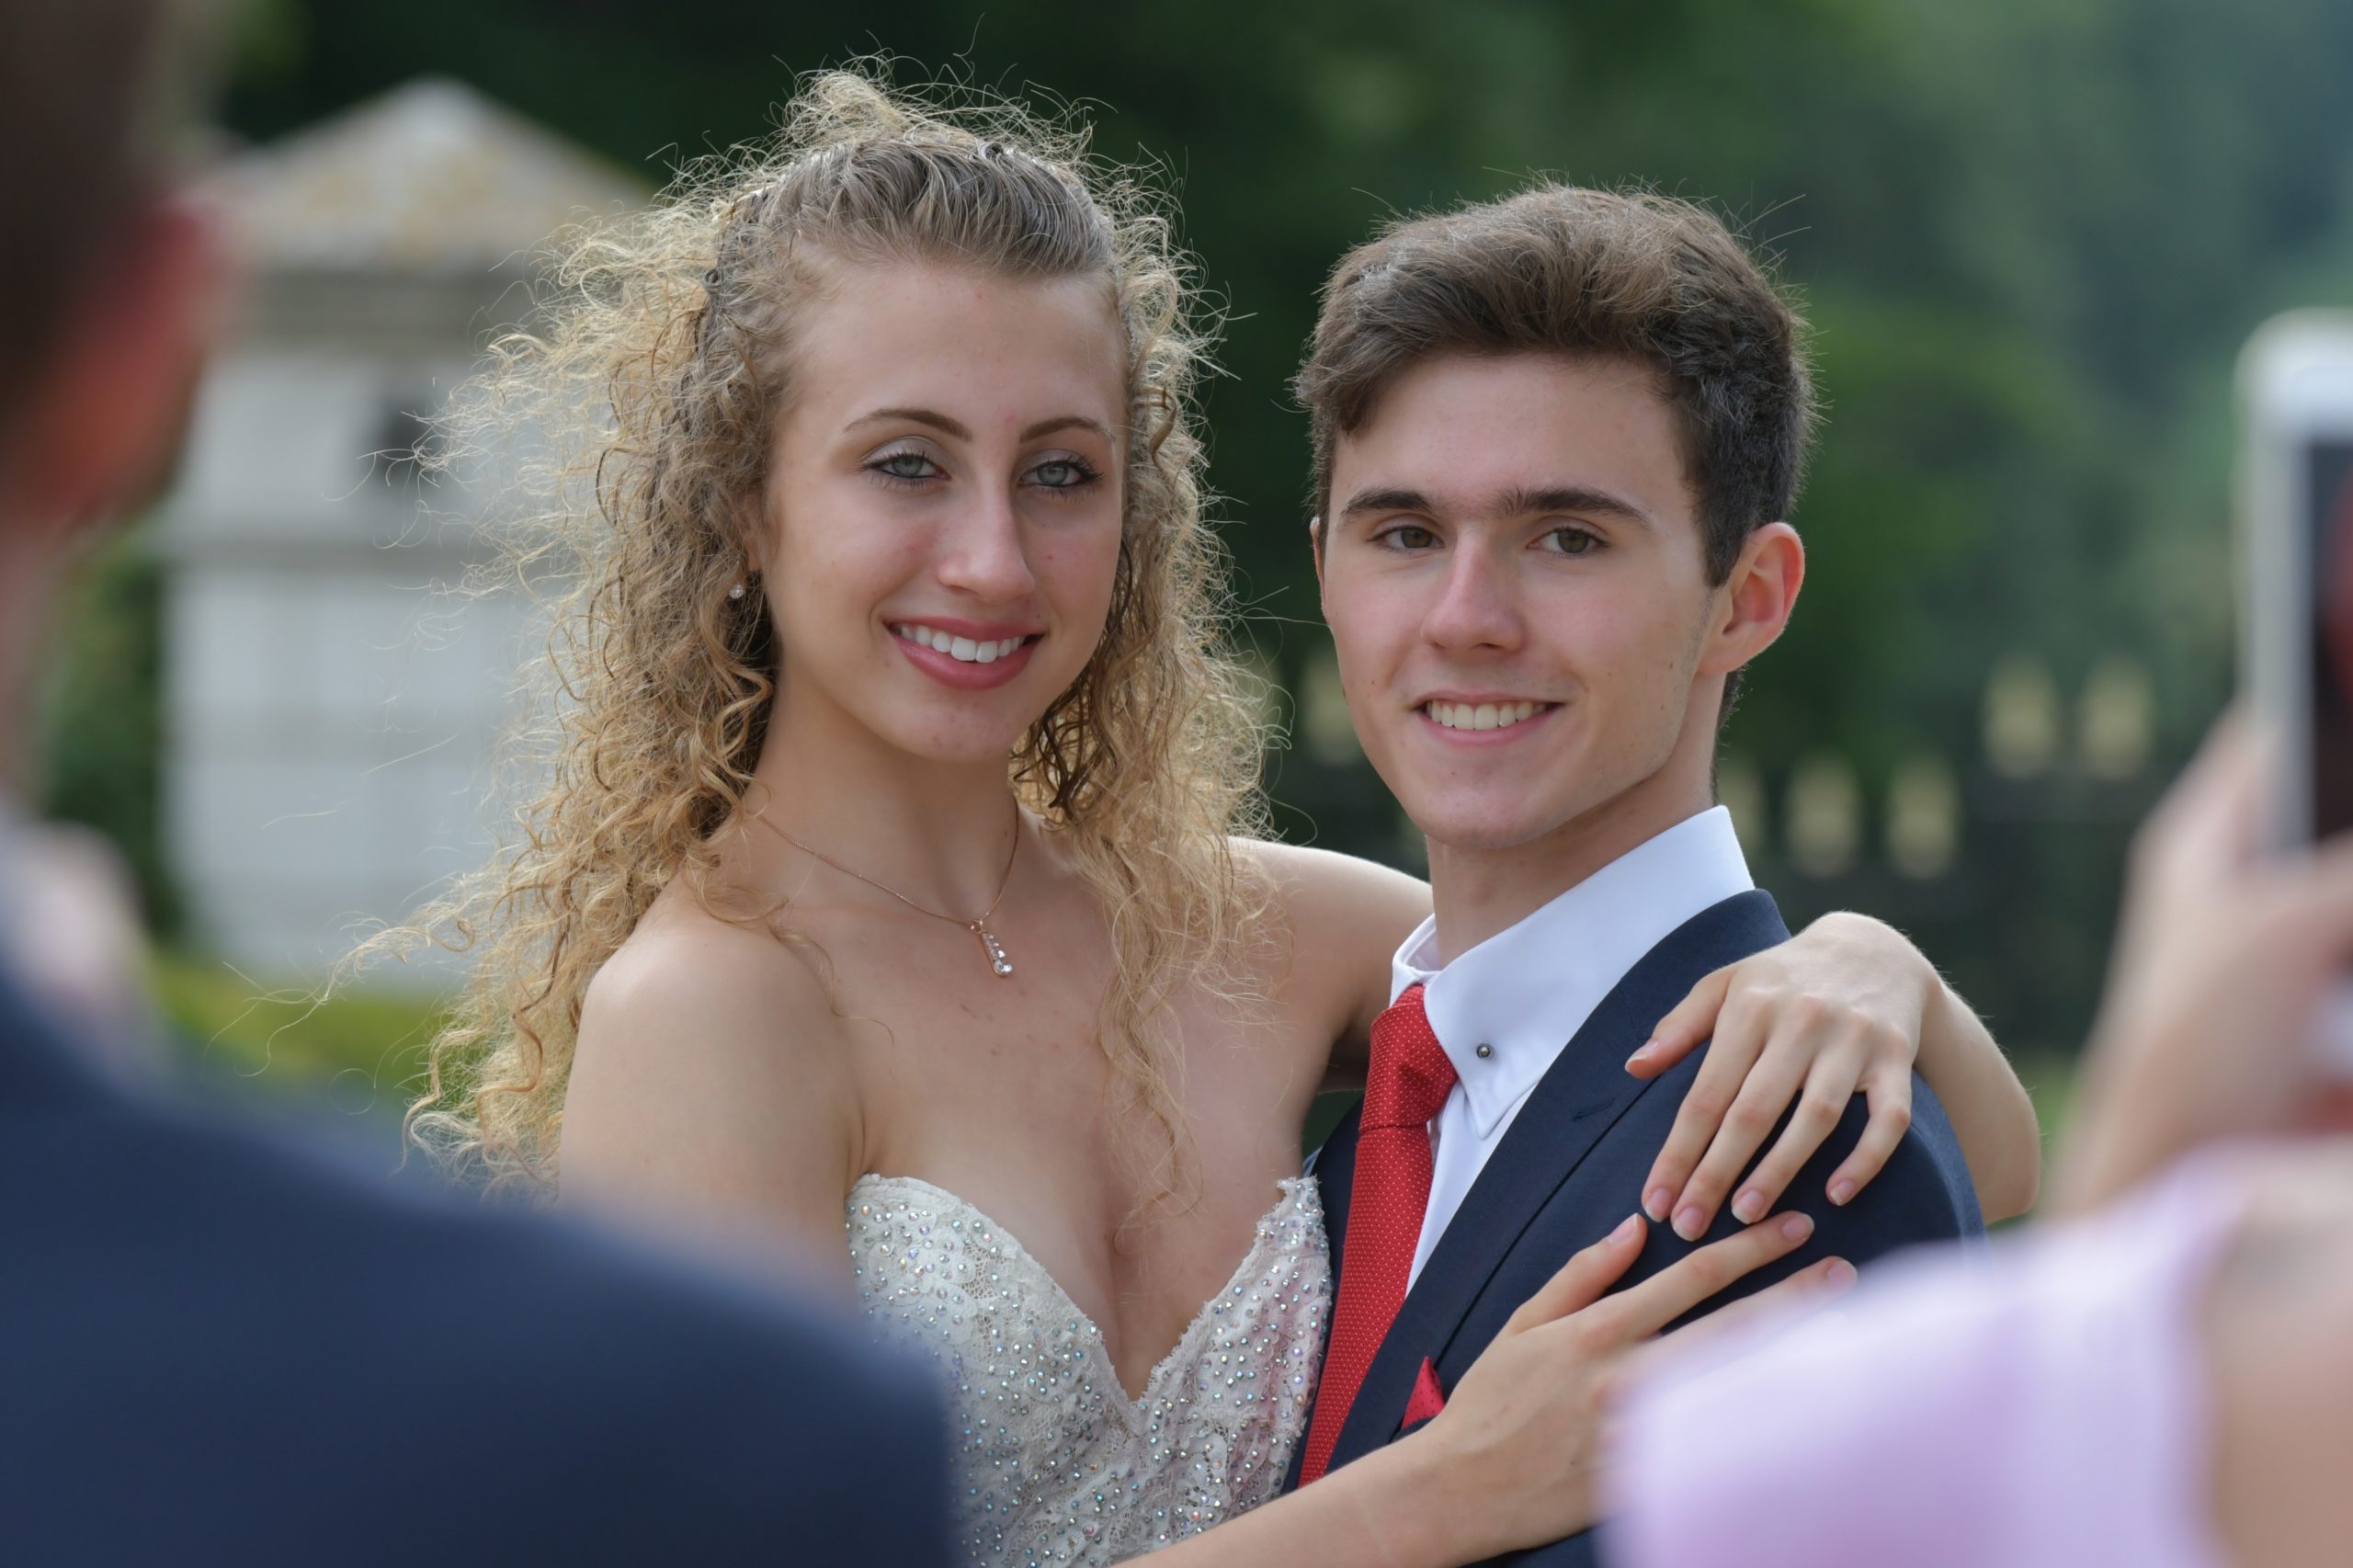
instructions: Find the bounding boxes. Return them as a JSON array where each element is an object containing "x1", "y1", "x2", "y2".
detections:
[{"x1": 386, "y1": 69, "x2": 1274, "y2": 1202}]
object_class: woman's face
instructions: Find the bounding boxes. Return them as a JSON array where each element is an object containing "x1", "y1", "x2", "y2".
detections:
[{"x1": 761, "y1": 258, "x2": 1129, "y2": 766}]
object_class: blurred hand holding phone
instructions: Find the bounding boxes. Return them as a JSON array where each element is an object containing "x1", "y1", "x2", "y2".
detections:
[{"x1": 2239, "y1": 310, "x2": 2353, "y2": 1074}]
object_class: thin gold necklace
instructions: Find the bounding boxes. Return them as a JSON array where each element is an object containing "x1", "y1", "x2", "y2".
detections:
[{"x1": 752, "y1": 808, "x2": 1020, "y2": 978}]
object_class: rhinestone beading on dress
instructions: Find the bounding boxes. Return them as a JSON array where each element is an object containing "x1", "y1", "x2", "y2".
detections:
[{"x1": 848, "y1": 1174, "x2": 1331, "y2": 1564}]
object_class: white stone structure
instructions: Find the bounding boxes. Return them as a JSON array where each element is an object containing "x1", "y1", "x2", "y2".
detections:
[{"x1": 155, "y1": 79, "x2": 643, "y2": 982}]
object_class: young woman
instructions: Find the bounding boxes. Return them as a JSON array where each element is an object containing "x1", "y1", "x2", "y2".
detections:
[{"x1": 399, "y1": 73, "x2": 2038, "y2": 1565}]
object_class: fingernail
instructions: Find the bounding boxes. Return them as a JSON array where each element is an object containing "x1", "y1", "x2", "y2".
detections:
[
  {"x1": 1673, "y1": 1204, "x2": 1708, "y2": 1241},
  {"x1": 1613, "y1": 1212, "x2": 1644, "y2": 1243},
  {"x1": 1828, "y1": 1178, "x2": 1857, "y2": 1207},
  {"x1": 1779, "y1": 1212, "x2": 1814, "y2": 1243},
  {"x1": 1823, "y1": 1257, "x2": 1856, "y2": 1287},
  {"x1": 1731, "y1": 1188, "x2": 1765, "y2": 1223},
  {"x1": 1643, "y1": 1187, "x2": 1673, "y2": 1221},
  {"x1": 1625, "y1": 1041, "x2": 1656, "y2": 1069}
]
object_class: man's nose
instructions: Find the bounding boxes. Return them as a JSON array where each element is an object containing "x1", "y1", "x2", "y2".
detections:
[
  {"x1": 1421, "y1": 542, "x2": 1523, "y2": 652},
  {"x1": 935, "y1": 486, "x2": 1038, "y2": 602}
]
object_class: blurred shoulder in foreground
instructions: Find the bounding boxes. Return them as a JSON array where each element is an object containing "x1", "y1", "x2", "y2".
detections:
[{"x1": 0, "y1": 966, "x2": 950, "y2": 1567}]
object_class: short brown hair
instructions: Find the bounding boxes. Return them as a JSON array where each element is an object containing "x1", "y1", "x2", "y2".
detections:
[
  {"x1": 0, "y1": 0, "x2": 208, "y2": 438},
  {"x1": 1296, "y1": 185, "x2": 1816, "y2": 584}
]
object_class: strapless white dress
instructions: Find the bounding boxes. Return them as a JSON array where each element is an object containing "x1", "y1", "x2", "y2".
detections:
[{"x1": 847, "y1": 1174, "x2": 1331, "y2": 1564}]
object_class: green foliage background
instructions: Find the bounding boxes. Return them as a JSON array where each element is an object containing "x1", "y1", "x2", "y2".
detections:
[{"x1": 44, "y1": 0, "x2": 2353, "y2": 1081}]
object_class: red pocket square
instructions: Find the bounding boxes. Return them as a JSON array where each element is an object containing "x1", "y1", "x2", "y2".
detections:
[{"x1": 1402, "y1": 1357, "x2": 1447, "y2": 1426}]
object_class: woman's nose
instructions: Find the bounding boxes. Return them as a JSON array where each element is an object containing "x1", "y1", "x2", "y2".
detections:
[{"x1": 935, "y1": 489, "x2": 1037, "y2": 602}]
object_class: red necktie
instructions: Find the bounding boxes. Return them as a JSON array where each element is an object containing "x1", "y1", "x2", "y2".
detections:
[{"x1": 1297, "y1": 983, "x2": 1459, "y2": 1484}]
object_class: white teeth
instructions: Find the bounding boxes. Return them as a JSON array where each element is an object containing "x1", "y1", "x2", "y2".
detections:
[
  {"x1": 1425, "y1": 699, "x2": 1543, "y2": 731},
  {"x1": 892, "y1": 624, "x2": 1029, "y2": 664}
]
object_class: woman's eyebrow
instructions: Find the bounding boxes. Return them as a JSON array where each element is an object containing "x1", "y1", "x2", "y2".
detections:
[
  {"x1": 1018, "y1": 415, "x2": 1114, "y2": 443},
  {"x1": 843, "y1": 410, "x2": 1114, "y2": 444},
  {"x1": 846, "y1": 407, "x2": 971, "y2": 438}
]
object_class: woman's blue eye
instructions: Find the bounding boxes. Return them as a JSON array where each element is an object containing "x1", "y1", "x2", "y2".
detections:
[
  {"x1": 1030, "y1": 459, "x2": 1097, "y2": 489},
  {"x1": 873, "y1": 451, "x2": 938, "y2": 481}
]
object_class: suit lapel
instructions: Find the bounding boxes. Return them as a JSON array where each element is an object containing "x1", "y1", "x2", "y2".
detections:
[
  {"x1": 1324, "y1": 890, "x2": 1789, "y2": 1470},
  {"x1": 1315, "y1": 1103, "x2": 1362, "y2": 1282},
  {"x1": 1283, "y1": 1101, "x2": 1362, "y2": 1494}
]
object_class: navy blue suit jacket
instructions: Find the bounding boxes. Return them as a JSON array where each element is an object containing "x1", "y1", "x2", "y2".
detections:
[
  {"x1": 0, "y1": 971, "x2": 950, "y2": 1567},
  {"x1": 1285, "y1": 891, "x2": 1982, "y2": 1564}
]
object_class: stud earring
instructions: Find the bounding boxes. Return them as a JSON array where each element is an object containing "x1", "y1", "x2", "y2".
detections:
[{"x1": 727, "y1": 581, "x2": 746, "y2": 601}]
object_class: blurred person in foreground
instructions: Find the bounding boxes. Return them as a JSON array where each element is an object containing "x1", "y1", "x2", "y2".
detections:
[
  {"x1": 1601, "y1": 712, "x2": 2353, "y2": 1568},
  {"x1": 0, "y1": 4, "x2": 951, "y2": 1563}
]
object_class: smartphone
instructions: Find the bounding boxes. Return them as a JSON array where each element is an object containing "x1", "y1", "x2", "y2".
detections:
[{"x1": 2239, "y1": 310, "x2": 2353, "y2": 1069}]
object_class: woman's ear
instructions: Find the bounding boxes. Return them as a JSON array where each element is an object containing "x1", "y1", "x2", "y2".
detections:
[
  {"x1": 733, "y1": 486, "x2": 773, "y2": 585},
  {"x1": 1698, "y1": 521, "x2": 1804, "y2": 677}
]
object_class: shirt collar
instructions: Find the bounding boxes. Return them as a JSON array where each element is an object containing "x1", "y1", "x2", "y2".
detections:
[{"x1": 1388, "y1": 806, "x2": 1755, "y2": 1136}]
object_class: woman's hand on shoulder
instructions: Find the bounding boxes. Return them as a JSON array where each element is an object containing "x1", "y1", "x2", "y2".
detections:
[
  {"x1": 563, "y1": 913, "x2": 861, "y2": 1289},
  {"x1": 1625, "y1": 910, "x2": 2038, "y2": 1238},
  {"x1": 1149, "y1": 1210, "x2": 1849, "y2": 1568},
  {"x1": 1240, "y1": 837, "x2": 1430, "y2": 1087}
]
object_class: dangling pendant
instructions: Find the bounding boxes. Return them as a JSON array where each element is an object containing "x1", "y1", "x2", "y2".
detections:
[{"x1": 972, "y1": 922, "x2": 1014, "y2": 978}]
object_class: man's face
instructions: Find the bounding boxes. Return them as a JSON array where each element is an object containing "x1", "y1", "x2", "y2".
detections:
[{"x1": 1317, "y1": 351, "x2": 1726, "y2": 854}]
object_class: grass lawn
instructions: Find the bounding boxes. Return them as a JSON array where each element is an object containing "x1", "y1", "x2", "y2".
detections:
[{"x1": 150, "y1": 951, "x2": 449, "y2": 1123}]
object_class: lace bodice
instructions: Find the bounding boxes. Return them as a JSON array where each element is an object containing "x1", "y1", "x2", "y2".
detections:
[{"x1": 847, "y1": 1174, "x2": 1331, "y2": 1565}]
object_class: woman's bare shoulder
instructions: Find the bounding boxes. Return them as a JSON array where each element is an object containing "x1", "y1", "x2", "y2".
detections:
[
  {"x1": 581, "y1": 898, "x2": 844, "y2": 1062},
  {"x1": 565, "y1": 897, "x2": 861, "y2": 1240},
  {"x1": 1233, "y1": 837, "x2": 1429, "y2": 1048},
  {"x1": 1238, "y1": 836, "x2": 1431, "y2": 953}
]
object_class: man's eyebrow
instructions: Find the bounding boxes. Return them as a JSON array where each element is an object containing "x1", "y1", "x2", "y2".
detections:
[
  {"x1": 847, "y1": 407, "x2": 972, "y2": 439},
  {"x1": 1499, "y1": 485, "x2": 1654, "y2": 528},
  {"x1": 1337, "y1": 485, "x2": 1438, "y2": 518},
  {"x1": 1336, "y1": 483, "x2": 1654, "y2": 527}
]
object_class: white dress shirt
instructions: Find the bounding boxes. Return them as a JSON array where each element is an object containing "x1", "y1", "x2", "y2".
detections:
[{"x1": 1392, "y1": 806, "x2": 1756, "y2": 1289}]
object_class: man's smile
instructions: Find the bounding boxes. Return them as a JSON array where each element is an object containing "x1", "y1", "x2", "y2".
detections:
[{"x1": 1415, "y1": 698, "x2": 1562, "y2": 741}]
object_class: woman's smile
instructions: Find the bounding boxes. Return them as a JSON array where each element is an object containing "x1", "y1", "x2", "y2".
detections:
[{"x1": 889, "y1": 620, "x2": 1043, "y2": 689}]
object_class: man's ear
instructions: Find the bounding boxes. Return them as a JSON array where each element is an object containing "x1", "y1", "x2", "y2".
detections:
[
  {"x1": 6, "y1": 194, "x2": 225, "y2": 533},
  {"x1": 1698, "y1": 521, "x2": 1804, "y2": 676},
  {"x1": 1309, "y1": 515, "x2": 1326, "y2": 589}
]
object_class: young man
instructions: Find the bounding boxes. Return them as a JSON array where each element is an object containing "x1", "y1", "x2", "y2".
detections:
[
  {"x1": 1282, "y1": 186, "x2": 1988, "y2": 1559},
  {"x1": 0, "y1": 6, "x2": 947, "y2": 1562}
]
